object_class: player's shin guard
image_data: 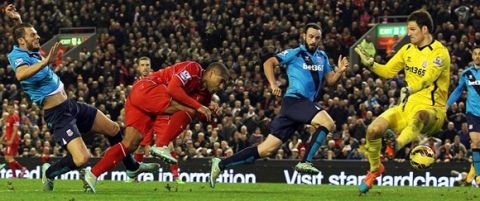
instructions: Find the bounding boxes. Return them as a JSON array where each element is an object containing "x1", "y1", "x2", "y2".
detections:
[
  {"x1": 302, "y1": 126, "x2": 328, "y2": 162},
  {"x1": 46, "y1": 154, "x2": 78, "y2": 179},
  {"x1": 366, "y1": 138, "x2": 382, "y2": 172},
  {"x1": 156, "y1": 111, "x2": 192, "y2": 147},
  {"x1": 473, "y1": 149, "x2": 480, "y2": 176},
  {"x1": 91, "y1": 143, "x2": 129, "y2": 177},
  {"x1": 219, "y1": 146, "x2": 260, "y2": 170},
  {"x1": 108, "y1": 130, "x2": 140, "y2": 171}
]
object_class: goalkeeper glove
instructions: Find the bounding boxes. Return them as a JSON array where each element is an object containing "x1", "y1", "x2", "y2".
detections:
[
  {"x1": 354, "y1": 47, "x2": 374, "y2": 67},
  {"x1": 399, "y1": 87, "x2": 412, "y2": 104}
]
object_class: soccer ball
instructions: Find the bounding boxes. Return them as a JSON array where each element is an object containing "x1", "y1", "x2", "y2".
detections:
[{"x1": 409, "y1": 145, "x2": 435, "y2": 170}]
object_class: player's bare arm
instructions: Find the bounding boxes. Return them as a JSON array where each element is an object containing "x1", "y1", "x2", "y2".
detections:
[
  {"x1": 263, "y1": 56, "x2": 281, "y2": 97},
  {"x1": 15, "y1": 42, "x2": 61, "y2": 81},
  {"x1": 325, "y1": 55, "x2": 349, "y2": 86}
]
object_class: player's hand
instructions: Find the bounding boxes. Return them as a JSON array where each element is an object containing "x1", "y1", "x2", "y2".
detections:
[
  {"x1": 197, "y1": 105, "x2": 212, "y2": 122},
  {"x1": 270, "y1": 84, "x2": 282, "y2": 97},
  {"x1": 354, "y1": 47, "x2": 374, "y2": 67},
  {"x1": 4, "y1": 4, "x2": 21, "y2": 22},
  {"x1": 399, "y1": 87, "x2": 412, "y2": 104},
  {"x1": 44, "y1": 42, "x2": 61, "y2": 67},
  {"x1": 337, "y1": 55, "x2": 349, "y2": 73},
  {"x1": 208, "y1": 101, "x2": 221, "y2": 115}
]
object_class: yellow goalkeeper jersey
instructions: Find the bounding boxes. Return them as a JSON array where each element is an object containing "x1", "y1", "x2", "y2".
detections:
[{"x1": 370, "y1": 40, "x2": 450, "y2": 107}]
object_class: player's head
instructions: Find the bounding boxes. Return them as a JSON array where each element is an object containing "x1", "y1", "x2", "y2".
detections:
[
  {"x1": 472, "y1": 46, "x2": 480, "y2": 66},
  {"x1": 135, "y1": 56, "x2": 151, "y2": 77},
  {"x1": 407, "y1": 9, "x2": 433, "y2": 46},
  {"x1": 203, "y1": 62, "x2": 229, "y2": 93},
  {"x1": 302, "y1": 23, "x2": 322, "y2": 53},
  {"x1": 13, "y1": 23, "x2": 40, "y2": 51}
]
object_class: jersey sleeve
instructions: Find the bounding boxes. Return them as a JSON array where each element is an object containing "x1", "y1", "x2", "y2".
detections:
[
  {"x1": 447, "y1": 71, "x2": 466, "y2": 107},
  {"x1": 275, "y1": 48, "x2": 298, "y2": 66},
  {"x1": 167, "y1": 62, "x2": 203, "y2": 109},
  {"x1": 409, "y1": 48, "x2": 450, "y2": 93},
  {"x1": 370, "y1": 44, "x2": 407, "y2": 78},
  {"x1": 8, "y1": 52, "x2": 31, "y2": 71},
  {"x1": 323, "y1": 52, "x2": 332, "y2": 74}
]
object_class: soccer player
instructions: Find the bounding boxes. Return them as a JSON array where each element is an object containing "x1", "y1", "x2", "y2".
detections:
[
  {"x1": 132, "y1": 57, "x2": 153, "y2": 164},
  {"x1": 1, "y1": 104, "x2": 26, "y2": 178},
  {"x1": 3, "y1": 4, "x2": 158, "y2": 191},
  {"x1": 83, "y1": 61, "x2": 228, "y2": 192},
  {"x1": 447, "y1": 46, "x2": 480, "y2": 185},
  {"x1": 355, "y1": 9, "x2": 450, "y2": 193},
  {"x1": 209, "y1": 23, "x2": 349, "y2": 188}
]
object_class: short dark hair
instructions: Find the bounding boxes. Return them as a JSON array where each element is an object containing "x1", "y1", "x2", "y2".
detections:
[
  {"x1": 206, "y1": 62, "x2": 229, "y2": 79},
  {"x1": 136, "y1": 56, "x2": 150, "y2": 65},
  {"x1": 407, "y1": 9, "x2": 433, "y2": 33},
  {"x1": 303, "y1": 23, "x2": 322, "y2": 34},
  {"x1": 473, "y1": 46, "x2": 480, "y2": 51},
  {"x1": 12, "y1": 23, "x2": 33, "y2": 46}
]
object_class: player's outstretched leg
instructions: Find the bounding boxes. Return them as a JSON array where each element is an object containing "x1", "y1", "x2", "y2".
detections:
[
  {"x1": 151, "y1": 111, "x2": 192, "y2": 164},
  {"x1": 209, "y1": 146, "x2": 262, "y2": 188},
  {"x1": 210, "y1": 135, "x2": 281, "y2": 188}
]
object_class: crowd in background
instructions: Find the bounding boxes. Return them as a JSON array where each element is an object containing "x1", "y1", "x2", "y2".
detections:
[{"x1": 1, "y1": 0, "x2": 480, "y2": 164}]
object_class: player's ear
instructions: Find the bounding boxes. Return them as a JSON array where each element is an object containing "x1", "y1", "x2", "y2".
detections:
[{"x1": 422, "y1": 25, "x2": 428, "y2": 34}]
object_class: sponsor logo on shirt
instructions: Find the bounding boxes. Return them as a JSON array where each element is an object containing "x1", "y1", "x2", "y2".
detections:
[
  {"x1": 303, "y1": 63, "x2": 324, "y2": 71},
  {"x1": 467, "y1": 80, "x2": 480, "y2": 85}
]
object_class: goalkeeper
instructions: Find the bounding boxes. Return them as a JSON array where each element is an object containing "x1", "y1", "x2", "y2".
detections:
[{"x1": 355, "y1": 9, "x2": 450, "y2": 193}]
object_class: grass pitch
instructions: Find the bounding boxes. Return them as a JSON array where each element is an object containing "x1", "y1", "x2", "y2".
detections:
[{"x1": 0, "y1": 179, "x2": 478, "y2": 201}]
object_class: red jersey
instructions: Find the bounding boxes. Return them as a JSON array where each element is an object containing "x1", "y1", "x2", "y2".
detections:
[
  {"x1": 149, "y1": 61, "x2": 205, "y2": 109},
  {"x1": 5, "y1": 114, "x2": 20, "y2": 144}
]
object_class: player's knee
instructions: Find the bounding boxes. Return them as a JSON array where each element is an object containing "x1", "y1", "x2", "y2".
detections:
[
  {"x1": 73, "y1": 154, "x2": 90, "y2": 167},
  {"x1": 471, "y1": 139, "x2": 480, "y2": 149},
  {"x1": 311, "y1": 111, "x2": 334, "y2": 131},
  {"x1": 258, "y1": 145, "x2": 279, "y2": 158},
  {"x1": 122, "y1": 138, "x2": 141, "y2": 153},
  {"x1": 415, "y1": 111, "x2": 431, "y2": 124},
  {"x1": 366, "y1": 125, "x2": 384, "y2": 140}
]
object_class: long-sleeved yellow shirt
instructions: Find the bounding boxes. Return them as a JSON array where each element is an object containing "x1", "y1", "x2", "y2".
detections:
[{"x1": 370, "y1": 40, "x2": 450, "y2": 107}]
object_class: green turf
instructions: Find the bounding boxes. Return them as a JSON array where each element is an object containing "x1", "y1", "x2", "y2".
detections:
[{"x1": 0, "y1": 179, "x2": 478, "y2": 201}]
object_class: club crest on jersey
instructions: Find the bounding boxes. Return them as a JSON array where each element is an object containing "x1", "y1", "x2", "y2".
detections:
[
  {"x1": 422, "y1": 61, "x2": 427, "y2": 68},
  {"x1": 407, "y1": 56, "x2": 412, "y2": 62},
  {"x1": 15, "y1": 58, "x2": 24, "y2": 66},
  {"x1": 303, "y1": 55, "x2": 311, "y2": 62},
  {"x1": 179, "y1": 70, "x2": 191, "y2": 82},
  {"x1": 279, "y1": 50, "x2": 288, "y2": 56},
  {"x1": 433, "y1": 57, "x2": 443, "y2": 67}
]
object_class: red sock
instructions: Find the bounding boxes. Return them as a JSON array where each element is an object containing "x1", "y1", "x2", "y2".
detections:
[
  {"x1": 134, "y1": 153, "x2": 144, "y2": 162},
  {"x1": 170, "y1": 151, "x2": 179, "y2": 178},
  {"x1": 92, "y1": 143, "x2": 128, "y2": 177},
  {"x1": 156, "y1": 111, "x2": 192, "y2": 147},
  {"x1": 8, "y1": 161, "x2": 17, "y2": 178}
]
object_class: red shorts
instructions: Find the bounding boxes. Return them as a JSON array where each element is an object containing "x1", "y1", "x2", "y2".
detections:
[
  {"x1": 4, "y1": 144, "x2": 19, "y2": 156},
  {"x1": 140, "y1": 115, "x2": 170, "y2": 146},
  {"x1": 125, "y1": 79, "x2": 171, "y2": 136}
]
